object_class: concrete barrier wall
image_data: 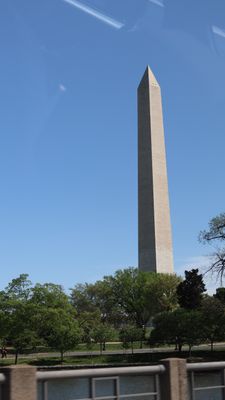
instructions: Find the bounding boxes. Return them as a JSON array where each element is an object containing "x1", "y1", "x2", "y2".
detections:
[{"x1": 0, "y1": 359, "x2": 188, "y2": 400}]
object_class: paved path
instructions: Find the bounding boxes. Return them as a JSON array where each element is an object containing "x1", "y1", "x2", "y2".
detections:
[
  {"x1": 6, "y1": 343, "x2": 224, "y2": 360},
  {"x1": 6, "y1": 347, "x2": 174, "y2": 360}
]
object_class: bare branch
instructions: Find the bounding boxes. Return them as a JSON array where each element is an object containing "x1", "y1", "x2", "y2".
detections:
[
  {"x1": 200, "y1": 213, "x2": 225, "y2": 244},
  {"x1": 203, "y1": 250, "x2": 225, "y2": 286}
]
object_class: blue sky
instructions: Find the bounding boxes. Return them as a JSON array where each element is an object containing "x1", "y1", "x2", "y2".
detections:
[{"x1": 1, "y1": 0, "x2": 225, "y2": 291}]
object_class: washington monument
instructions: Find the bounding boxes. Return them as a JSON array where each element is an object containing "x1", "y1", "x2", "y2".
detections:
[{"x1": 138, "y1": 66, "x2": 174, "y2": 273}]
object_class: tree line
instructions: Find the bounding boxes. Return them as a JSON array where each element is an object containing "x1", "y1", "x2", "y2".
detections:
[
  {"x1": 1, "y1": 266, "x2": 225, "y2": 364},
  {"x1": 0, "y1": 270, "x2": 180, "y2": 363},
  {"x1": 151, "y1": 269, "x2": 225, "y2": 355},
  {"x1": 150, "y1": 210, "x2": 225, "y2": 356}
]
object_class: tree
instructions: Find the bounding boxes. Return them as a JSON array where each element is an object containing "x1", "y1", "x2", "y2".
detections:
[
  {"x1": 151, "y1": 309, "x2": 203, "y2": 354},
  {"x1": 71, "y1": 269, "x2": 180, "y2": 333},
  {"x1": 0, "y1": 291, "x2": 12, "y2": 346},
  {"x1": 214, "y1": 288, "x2": 225, "y2": 305},
  {"x1": 200, "y1": 296, "x2": 225, "y2": 351},
  {"x1": 110, "y1": 268, "x2": 180, "y2": 329},
  {"x1": 91, "y1": 324, "x2": 116, "y2": 354},
  {"x1": 176, "y1": 269, "x2": 206, "y2": 310},
  {"x1": 38, "y1": 307, "x2": 81, "y2": 362},
  {"x1": 119, "y1": 325, "x2": 143, "y2": 354},
  {"x1": 145, "y1": 272, "x2": 181, "y2": 314},
  {"x1": 87, "y1": 279, "x2": 123, "y2": 326},
  {"x1": 9, "y1": 302, "x2": 40, "y2": 364},
  {"x1": 70, "y1": 284, "x2": 98, "y2": 315},
  {"x1": 71, "y1": 280, "x2": 123, "y2": 326},
  {"x1": 31, "y1": 283, "x2": 69, "y2": 309},
  {"x1": 5, "y1": 274, "x2": 32, "y2": 301},
  {"x1": 183, "y1": 310, "x2": 204, "y2": 355},
  {"x1": 200, "y1": 213, "x2": 225, "y2": 242},
  {"x1": 200, "y1": 213, "x2": 225, "y2": 283},
  {"x1": 0, "y1": 275, "x2": 38, "y2": 364},
  {"x1": 0, "y1": 309, "x2": 10, "y2": 348},
  {"x1": 77, "y1": 310, "x2": 101, "y2": 346},
  {"x1": 30, "y1": 283, "x2": 81, "y2": 362}
]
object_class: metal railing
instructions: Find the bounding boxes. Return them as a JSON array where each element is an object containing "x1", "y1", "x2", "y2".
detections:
[
  {"x1": 0, "y1": 373, "x2": 6, "y2": 400},
  {"x1": 37, "y1": 365, "x2": 165, "y2": 400},
  {"x1": 4, "y1": 358, "x2": 225, "y2": 400},
  {"x1": 187, "y1": 362, "x2": 225, "y2": 400}
]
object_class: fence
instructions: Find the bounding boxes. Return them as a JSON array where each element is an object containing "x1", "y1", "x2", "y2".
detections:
[
  {"x1": 37, "y1": 365, "x2": 165, "y2": 400},
  {"x1": 187, "y1": 361, "x2": 225, "y2": 400},
  {"x1": 2, "y1": 359, "x2": 225, "y2": 400}
]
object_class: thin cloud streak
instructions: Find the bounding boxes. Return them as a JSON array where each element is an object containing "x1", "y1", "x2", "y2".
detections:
[
  {"x1": 148, "y1": 0, "x2": 164, "y2": 8},
  {"x1": 212, "y1": 25, "x2": 225, "y2": 39},
  {"x1": 63, "y1": 0, "x2": 124, "y2": 30}
]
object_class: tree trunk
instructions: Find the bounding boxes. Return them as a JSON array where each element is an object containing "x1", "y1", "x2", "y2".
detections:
[
  {"x1": 174, "y1": 337, "x2": 178, "y2": 350},
  {"x1": 178, "y1": 343, "x2": 182, "y2": 352},
  {"x1": 188, "y1": 345, "x2": 192, "y2": 357},
  {"x1": 60, "y1": 350, "x2": 64, "y2": 364},
  {"x1": 100, "y1": 343, "x2": 103, "y2": 355},
  {"x1": 15, "y1": 351, "x2": 18, "y2": 365},
  {"x1": 131, "y1": 342, "x2": 134, "y2": 355},
  {"x1": 211, "y1": 340, "x2": 214, "y2": 352},
  {"x1": 142, "y1": 325, "x2": 146, "y2": 348}
]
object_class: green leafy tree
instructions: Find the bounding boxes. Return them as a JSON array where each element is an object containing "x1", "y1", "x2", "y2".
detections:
[
  {"x1": 214, "y1": 288, "x2": 225, "y2": 305},
  {"x1": 88, "y1": 279, "x2": 123, "y2": 325},
  {"x1": 30, "y1": 283, "x2": 81, "y2": 362},
  {"x1": 0, "y1": 291, "x2": 12, "y2": 346},
  {"x1": 70, "y1": 284, "x2": 98, "y2": 315},
  {"x1": 91, "y1": 324, "x2": 116, "y2": 354},
  {"x1": 151, "y1": 311, "x2": 181, "y2": 349},
  {"x1": 0, "y1": 275, "x2": 38, "y2": 363},
  {"x1": 5, "y1": 274, "x2": 32, "y2": 301},
  {"x1": 71, "y1": 269, "x2": 180, "y2": 334},
  {"x1": 0, "y1": 309, "x2": 10, "y2": 348},
  {"x1": 119, "y1": 325, "x2": 143, "y2": 354},
  {"x1": 71, "y1": 280, "x2": 123, "y2": 326},
  {"x1": 200, "y1": 296, "x2": 225, "y2": 351},
  {"x1": 77, "y1": 310, "x2": 101, "y2": 346},
  {"x1": 183, "y1": 310, "x2": 203, "y2": 355},
  {"x1": 145, "y1": 272, "x2": 181, "y2": 314},
  {"x1": 38, "y1": 307, "x2": 81, "y2": 362},
  {"x1": 176, "y1": 269, "x2": 206, "y2": 310},
  {"x1": 31, "y1": 283, "x2": 69, "y2": 309},
  {"x1": 9, "y1": 302, "x2": 40, "y2": 364},
  {"x1": 110, "y1": 268, "x2": 180, "y2": 329},
  {"x1": 151, "y1": 309, "x2": 203, "y2": 354}
]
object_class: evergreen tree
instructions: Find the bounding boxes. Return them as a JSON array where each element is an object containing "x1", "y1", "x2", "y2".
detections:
[{"x1": 176, "y1": 269, "x2": 206, "y2": 310}]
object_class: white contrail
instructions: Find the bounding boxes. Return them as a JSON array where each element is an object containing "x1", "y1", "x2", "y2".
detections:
[
  {"x1": 212, "y1": 25, "x2": 225, "y2": 39},
  {"x1": 148, "y1": 0, "x2": 164, "y2": 8},
  {"x1": 63, "y1": 0, "x2": 124, "y2": 29}
]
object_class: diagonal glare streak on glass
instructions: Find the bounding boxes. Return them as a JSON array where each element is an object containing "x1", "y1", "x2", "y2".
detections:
[
  {"x1": 148, "y1": 0, "x2": 164, "y2": 8},
  {"x1": 63, "y1": 0, "x2": 124, "y2": 29},
  {"x1": 212, "y1": 25, "x2": 225, "y2": 39}
]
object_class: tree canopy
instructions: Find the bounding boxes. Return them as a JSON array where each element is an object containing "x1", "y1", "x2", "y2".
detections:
[{"x1": 4, "y1": 267, "x2": 225, "y2": 362}]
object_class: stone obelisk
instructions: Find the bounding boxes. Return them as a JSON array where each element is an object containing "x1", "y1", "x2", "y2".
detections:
[{"x1": 138, "y1": 66, "x2": 174, "y2": 273}]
